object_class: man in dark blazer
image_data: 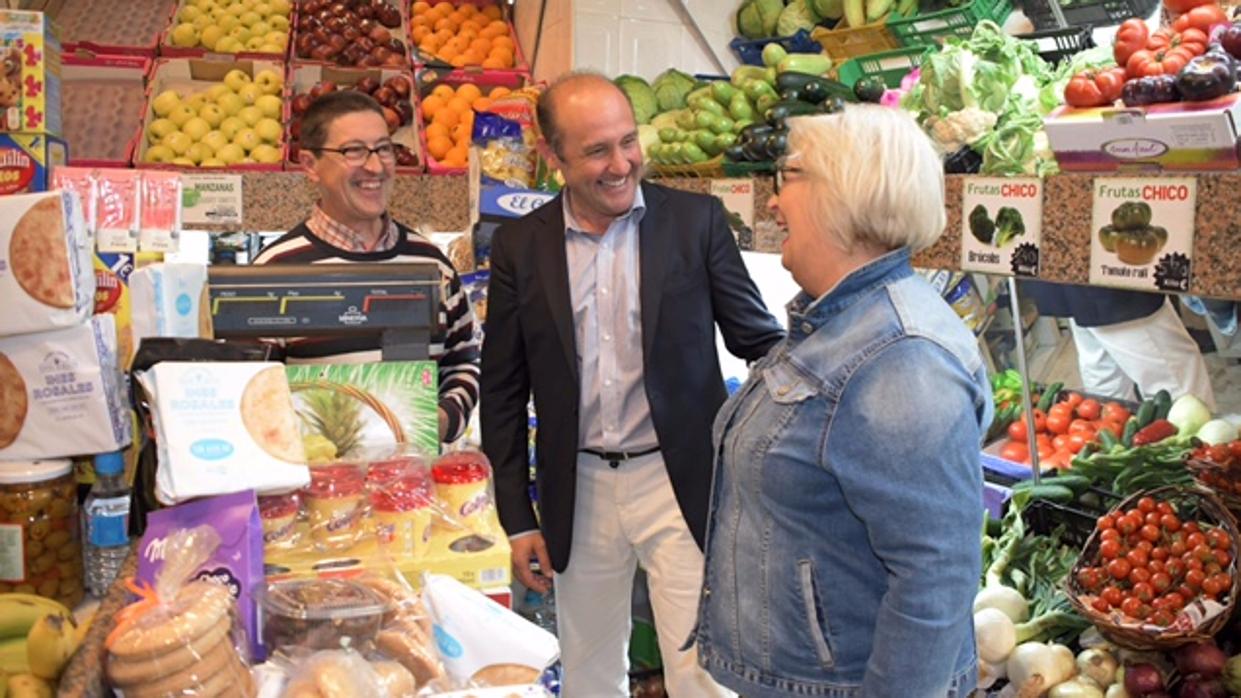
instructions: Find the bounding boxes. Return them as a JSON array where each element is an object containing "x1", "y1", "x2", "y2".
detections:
[{"x1": 481, "y1": 72, "x2": 783, "y2": 696}]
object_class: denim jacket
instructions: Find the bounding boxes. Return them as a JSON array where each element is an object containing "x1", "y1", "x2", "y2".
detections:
[{"x1": 694, "y1": 249, "x2": 992, "y2": 697}]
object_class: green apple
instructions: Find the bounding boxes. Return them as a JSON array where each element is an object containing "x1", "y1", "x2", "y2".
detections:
[
  {"x1": 201, "y1": 130, "x2": 230, "y2": 152},
  {"x1": 192, "y1": 15, "x2": 213, "y2": 31},
  {"x1": 214, "y1": 36, "x2": 242, "y2": 54},
  {"x1": 179, "y1": 5, "x2": 202, "y2": 21},
  {"x1": 253, "y1": 69, "x2": 283, "y2": 96},
  {"x1": 255, "y1": 94, "x2": 282, "y2": 119},
  {"x1": 250, "y1": 143, "x2": 281, "y2": 163},
  {"x1": 162, "y1": 130, "x2": 194, "y2": 156},
  {"x1": 245, "y1": 36, "x2": 268, "y2": 51},
  {"x1": 145, "y1": 144, "x2": 176, "y2": 163},
  {"x1": 228, "y1": 26, "x2": 252, "y2": 44},
  {"x1": 200, "y1": 157, "x2": 226, "y2": 167},
  {"x1": 219, "y1": 116, "x2": 246, "y2": 140},
  {"x1": 151, "y1": 90, "x2": 183, "y2": 117},
  {"x1": 198, "y1": 103, "x2": 226, "y2": 127},
  {"x1": 238, "y1": 105, "x2": 263, "y2": 127},
  {"x1": 216, "y1": 92, "x2": 245, "y2": 116},
  {"x1": 171, "y1": 157, "x2": 197, "y2": 167},
  {"x1": 200, "y1": 25, "x2": 225, "y2": 51},
  {"x1": 182, "y1": 116, "x2": 212, "y2": 141},
  {"x1": 168, "y1": 104, "x2": 197, "y2": 128},
  {"x1": 257, "y1": 42, "x2": 283, "y2": 54},
  {"x1": 232, "y1": 127, "x2": 261, "y2": 152},
  {"x1": 170, "y1": 22, "x2": 200, "y2": 47},
  {"x1": 223, "y1": 69, "x2": 251, "y2": 93},
  {"x1": 206, "y1": 84, "x2": 232, "y2": 101},
  {"x1": 268, "y1": 15, "x2": 289, "y2": 31},
  {"x1": 249, "y1": 20, "x2": 271, "y2": 36},
  {"x1": 237, "y1": 83, "x2": 262, "y2": 105},
  {"x1": 217, "y1": 15, "x2": 239, "y2": 32},
  {"x1": 254, "y1": 117, "x2": 282, "y2": 142},
  {"x1": 185, "y1": 93, "x2": 208, "y2": 112},
  {"x1": 147, "y1": 117, "x2": 179, "y2": 142},
  {"x1": 186, "y1": 142, "x2": 214, "y2": 164},
  {"x1": 268, "y1": 0, "x2": 290, "y2": 14},
  {"x1": 216, "y1": 143, "x2": 246, "y2": 164}
]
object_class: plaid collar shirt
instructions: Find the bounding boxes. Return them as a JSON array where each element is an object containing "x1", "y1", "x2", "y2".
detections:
[{"x1": 305, "y1": 205, "x2": 400, "y2": 253}]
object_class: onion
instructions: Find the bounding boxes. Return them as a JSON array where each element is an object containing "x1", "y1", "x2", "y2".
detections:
[
  {"x1": 1176, "y1": 677, "x2": 1227, "y2": 698},
  {"x1": 1126, "y1": 663, "x2": 1166, "y2": 696},
  {"x1": 1174, "y1": 642, "x2": 1228, "y2": 679}
]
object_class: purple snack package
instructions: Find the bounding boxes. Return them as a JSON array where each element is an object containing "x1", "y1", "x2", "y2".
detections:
[{"x1": 135, "y1": 490, "x2": 264, "y2": 659}]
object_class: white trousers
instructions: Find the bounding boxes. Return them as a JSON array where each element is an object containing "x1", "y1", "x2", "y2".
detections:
[
  {"x1": 554, "y1": 451, "x2": 733, "y2": 698},
  {"x1": 1070, "y1": 298, "x2": 1217, "y2": 411}
]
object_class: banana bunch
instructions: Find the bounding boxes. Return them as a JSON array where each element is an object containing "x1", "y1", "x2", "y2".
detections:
[{"x1": 0, "y1": 593, "x2": 83, "y2": 696}]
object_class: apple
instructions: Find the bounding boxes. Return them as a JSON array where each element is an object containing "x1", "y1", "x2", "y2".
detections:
[
  {"x1": 238, "y1": 105, "x2": 264, "y2": 127},
  {"x1": 218, "y1": 15, "x2": 240, "y2": 32},
  {"x1": 186, "y1": 142, "x2": 215, "y2": 164},
  {"x1": 145, "y1": 144, "x2": 176, "y2": 163},
  {"x1": 269, "y1": 15, "x2": 289, "y2": 31},
  {"x1": 192, "y1": 15, "x2": 213, "y2": 31},
  {"x1": 309, "y1": 81, "x2": 337, "y2": 99},
  {"x1": 255, "y1": 94, "x2": 282, "y2": 119},
  {"x1": 237, "y1": 83, "x2": 262, "y2": 105},
  {"x1": 295, "y1": 34, "x2": 314, "y2": 57},
  {"x1": 185, "y1": 93, "x2": 209, "y2": 112},
  {"x1": 228, "y1": 26, "x2": 252, "y2": 44},
  {"x1": 393, "y1": 99, "x2": 412, "y2": 125},
  {"x1": 219, "y1": 116, "x2": 246, "y2": 140},
  {"x1": 171, "y1": 22, "x2": 200, "y2": 47},
  {"x1": 198, "y1": 103, "x2": 226, "y2": 128},
  {"x1": 250, "y1": 20, "x2": 271, "y2": 36},
  {"x1": 254, "y1": 69, "x2": 283, "y2": 95},
  {"x1": 372, "y1": 86, "x2": 395, "y2": 107},
  {"x1": 223, "y1": 69, "x2": 252, "y2": 93},
  {"x1": 200, "y1": 157, "x2": 227, "y2": 167},
  {"x1": 233, "y1": 127, "x2": 262, "y2": 152},
  {"x1": 162, "y1": 131, "x2": 194, "y2": 156},
  {"x1": 147, "y1": 117, "x2": 179, "y2": 142},
  {"x1": 216, "y1": 142, "x2": 246, "y2": 164},
  {"x1": 182, "y1": 116, "x2": 212, "y2": 141},
  {"x1": 263, "y1": 31, "x2": 287, "y2": 47},
  {"x1": 385, "y1": 75, "x2": 410, "y2": 98},
  {"x1": 368, "y1": 25, "x2": 390, "y2": 43},
  {"x1": 179, "y1": 5, "x2": 203, "y2": 22},
  {"x1": 216, "y1": 92, "x2": 245, "y2": 116},
  {"x1": 356, "y1": 76, "x2": 380, "y2": 94},
  {"x1": 239, "y1": 10, "x2": 261, "y2": 26},
  {"x1": 171, "y1": 157, "x2": 197, "y2": 166},
  {"x1": 200, "y1": 25, "x2": 226, "y2": 50},
  {"x1": 250, "y1": 143, "x2": 282, "y2": 163},
  {"x1": 289, "y1": 119, "x2": 302, "y2": 140},
  {"x1": 381, "y1": 106, "x2": 399, "y2": 133},
  {"x1": 206, "y1": 84, "x2": 232, "y2": 102},
  {"x1": 151, "y1": 90, "x2": 183, "y2": 117},
  {"x1": 245, "y1": 36, "x2": 268, "y2": 51},
  {"x1": 215, "y1": 36, "x2": 243, "y2": 53},
  {"x1": 253, "y1": 1, "x2": 272, "y2": 15},
  {"x1": 269, "y1": 0, "x2": 290, "y2": 13},
  {"x1": 201, "y1": 130, "x2": 231, "y2": 153},
  {"x1": 291, "y1": 93, "x2": 314, "y2": 115},
  {"x1": 168, "y1": 104, "x2": 197, "y2": 128},
  {"x1": 309, "y1": 44, "x2": 335, "y2": 61},
  {"x1": 254, "y1": 117, "x2": 282, "y2": 143}
]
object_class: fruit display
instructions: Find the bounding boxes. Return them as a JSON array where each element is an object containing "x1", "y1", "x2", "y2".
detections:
[
  {"x1": 287, "y1": 66, "x2": 422, "y2": 169},
  {"x1": 48, "y1": 0, "x2": 171, "y2": 55},
  {"x1": 61, "y1": 56, "x2": 149, "y2": 166},
  {"x1": 140, "y1": 61, "x2": 286, "y2": 168},
  {"x1": 409, "y1": 0, "x2": 523, "y2": 71},
  {"x1": 163, "y1": 0, "x2": 293, "y2": 56},
  {"x1": 0, "y1": 593, "x2": 85, "y2": 695},
  {"x1": 293, "y1": 0, "x2": 409, "y2": 69},
  {"x1": 419, "y1": 75, "x2": 522, "y2": 170}
]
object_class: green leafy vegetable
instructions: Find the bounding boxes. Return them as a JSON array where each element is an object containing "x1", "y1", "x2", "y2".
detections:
[
  {"x1": 994, "y1": 206, "x2": 1025, "y2": 247},
  {"x1": 652, "y1": 69, "x2": 698, "y2": 112},
  {"x1": 969, "y1": 204, "x2": 995, "y2": 245},
  {"x1": 614, "y1": 75, "x2": 658, "y2": 124}
]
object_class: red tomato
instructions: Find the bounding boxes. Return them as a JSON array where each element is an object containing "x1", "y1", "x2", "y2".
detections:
[
  {"x1": 1102, "y1": 586, "x2": 1125, "y2": 606},
  {"x1": 1047, "y1": 413, "x2": 1071, "y2": 435},
  {"x1": 1064, "y1": 68, "x2": 1128, "y2": 107},
  {"x1": 1171, "y1": 0, "x2": 1228, "y2": 29},
  {"x1": 1000, "y1": 440, "x2": 1029, "y2": 463},
  {"x1": 1065, "y1": 392, "x2": 1085, "y2": 409},
  {"x1": 1102, "y1": 402, "x2": 1133, "y2": 425},
  {"x1": 1108, "y1": 558, "x2": 1133, "y2": 579},
  {"x1": 1163, "y1": 0, "x2": 1217, "y2": 17},
  {"x1": 1069, "y1": 419, "x2": 1096, "y2": 435},
  {"x1": 1008, "y1": 420, "x2": 1028, "y2": 443},
  {"x1": 1067, "y1": 434, "x2": 1089, "y2": 454},
  {"x1": 1077, "y1": 399, "x2": 1102, "y2": 420},
  {"x1": 1053, "y1": 434, "x2": 1070, "y2": 451}
]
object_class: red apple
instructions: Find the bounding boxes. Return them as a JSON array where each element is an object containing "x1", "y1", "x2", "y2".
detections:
[
  {"x1": 310, "y1": 44, "x2": 335, "y2": 61},
  {"x1": 382, "y1": 54, "x2": 405, "y2": 68},
  {"x1": 385, "y1": 75, "x2": 411, "y2": 97},
  {"x1": 393, "y1": 99, "x2": 413, "y2": 124},
  {"x1": 385, "y1": 38, "x2": 404, "y2": 55},
  {"x1": 356, "y1": 76, "x2": 380, "y2": 94},
  {"x1": 295, "y1": 34, "x2": 315, "y2": 57},
  {"x1": 309, "y1": 81, "x2": 337, "y2": 99},
  {"x1": 290, "y1": 119, "x2": 302, "y2": 139},
  {"x1": 291, "y1": 93, "x2": 314, "y2": 115},
  {"x1": 356, "y1": 4, "x2": 374, "y2": 19},
  {"x1": 376, "y1": 6, "x2": 400, "y2": 27},
  {"x1": 342, "y1": 25, "x2": 361, "y2": 41},
  {"x1": 381, "y1": 106, "x2": 400, "y2": 133},
  {"x1": 372, "y1": 85, "x2": 396, "y2": 106},
  {"x1": 358, "y1": 18, "x2": 375, "y2": 34},
  {"x1": 369, "y1": 25, "x2": 391, "y2": 43}
]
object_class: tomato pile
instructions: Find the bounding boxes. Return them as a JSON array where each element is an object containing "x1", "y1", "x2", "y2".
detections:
[
  {"x1": 1075, "y1": 496, "x2": 1234, "y2": 627},
  {"x1": 1191, "y1": 440, "x2": 1241, "y2": 494},
  {"x1": 999, "y1": 393, "x2": 1133, "y2": 470}
]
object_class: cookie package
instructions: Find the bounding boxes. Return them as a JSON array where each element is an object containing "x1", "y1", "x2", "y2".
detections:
[{"x1": 0, "y1": 189, "x2": 95, "y2": 338}]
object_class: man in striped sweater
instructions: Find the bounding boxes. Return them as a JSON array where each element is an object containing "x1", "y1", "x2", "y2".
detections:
[{"x1": 252, "y1": 91, "x2": 480, "y2": 443}]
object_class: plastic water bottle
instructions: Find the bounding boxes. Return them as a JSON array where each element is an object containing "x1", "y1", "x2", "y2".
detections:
[{"x1": 82, "y1": 452, "x2": 131, "y2": 598}]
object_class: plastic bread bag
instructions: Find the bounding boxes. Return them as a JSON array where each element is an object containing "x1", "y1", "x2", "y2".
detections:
[
  {"x1": 427, "y1": 450, "x2": 501, "y2": 545},
  {"x1": 105, "y1": 525, "x2": 255, "y2": 697},
  {"x1": 353, "y1": 553, "x2": 447, "y2": 691},
  {"x1": 280, "y1": 649, "x2": 388, "y2": 698}
]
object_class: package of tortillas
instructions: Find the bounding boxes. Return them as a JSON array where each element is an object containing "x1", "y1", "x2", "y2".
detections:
[
  {"x1": 137, "y1": 362, "x2": 310, "y2": 504},
  {"x1": 0, "y1": 190, "x2": 94, "y2": 338},
  {"x1": 0, "y1": 315, "x2": 132, "y2": 460}
]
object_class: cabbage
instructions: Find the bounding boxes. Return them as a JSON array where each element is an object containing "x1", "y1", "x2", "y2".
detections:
[
  {"x1": 652, "y1": 69, "x2": 697, "y2": 112},
  {"x1": 777, "y1": 0, "x2": 816, "y2": 36},
  {"x1": 1197, "y1": 419, "x2": 1237, "y2": 445},
  {"x1": 1169, "y1": 394, "x2": 1213, "y2": 436},
  {"x1": 614, "y1": 75, "x2": 657, "y2": 125},
  {"x1": 736, "y1": 0, "x2": 766, "y2": 38}
]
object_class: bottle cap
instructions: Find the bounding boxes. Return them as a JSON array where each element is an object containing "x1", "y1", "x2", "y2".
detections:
[{"x1": 94, "y1": 451, "x2": 125, "y2": 476}]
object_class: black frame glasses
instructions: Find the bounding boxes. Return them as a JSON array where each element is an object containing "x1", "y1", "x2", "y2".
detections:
[
  {"x1": 774, "y1": 162, "x2": 804, "y2": 194},
  {"x1": 314, "y1": 143, "x2": 398, "y2": 165}
]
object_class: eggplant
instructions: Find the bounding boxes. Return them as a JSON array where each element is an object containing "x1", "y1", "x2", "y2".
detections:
[
  {"x1": 853, "y1": 76, "x2": 886, "y2": 103},
  {"x1": 764, "y1": 99, "x2": 821, "y2": 126},
  {"x1": 723, "y1": 144, "x2": 748, "y2": 162},
  {"x1": 820, "y1": 95, "x2": 848, "y2": 114},
  {"x1": 1122, "y1": 75, "x2": 1180, "y2": 107},
  {"x1": 1177, "y1": 53, "x2": 1237, "y2": 102}
]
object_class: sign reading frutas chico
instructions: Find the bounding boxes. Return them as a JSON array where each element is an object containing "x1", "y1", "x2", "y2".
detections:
[
  {"x1": 180, "y1": 173, "x2": 243, "y2": 227},
  {"x1": 1090, "y1": 178, "x2": 1196, "y2": 292},
  {"x1": 960, "y1": 177, "x2": 1042, "y2": 277}
]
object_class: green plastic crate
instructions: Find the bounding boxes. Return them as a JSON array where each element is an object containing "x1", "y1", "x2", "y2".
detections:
[
  {"x1": 886, "y1": 0, "x2": 1013, "y2": 48},
  {"x1": 835, "y1": 46, "x2": 927, "y2": 88}
]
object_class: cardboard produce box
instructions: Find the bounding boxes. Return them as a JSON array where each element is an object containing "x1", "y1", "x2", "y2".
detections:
[
  {"x1": 1045, "y1": 93, "x2": 1241, "y2": 172},
  {"x1": 0, "y1": 10, "x2": 61, "y2": 136},
  {"x1": 62, "y1": 53, "x2": 148, "y2": 167},
  {"x1": 159, "y1": 0, "x2": 292, "y2": 61},
  {"x1": 416, "y1": 68, "x2": 527, "y2": 176},
  {"x1": 43, "y1": 0, "x2": 174, "y2": 57}
]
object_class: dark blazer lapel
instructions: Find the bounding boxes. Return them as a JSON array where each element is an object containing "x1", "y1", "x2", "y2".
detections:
[
  {"x1": 532, "y1": 197, "x2": 579, "y2": 385},
  {"x1": 638, "y1": 182, "x2": 670, "y2": 359}
]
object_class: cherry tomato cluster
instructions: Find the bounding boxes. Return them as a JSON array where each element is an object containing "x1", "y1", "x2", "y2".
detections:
[
  {"x1": 1076, "y1": 496, "x2": 1234, "y2": 627},
  {"x1": 999, "y1": 393, "x2": 1132, "y2": 470},
  {"x1": 1192, "y1": 441, "x2": 1241, "y2": 494}
]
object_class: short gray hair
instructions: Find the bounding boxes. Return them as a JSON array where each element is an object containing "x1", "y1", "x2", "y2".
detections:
[{"x1": 786, "y1": 105, "x2": 945, "y2": 253}]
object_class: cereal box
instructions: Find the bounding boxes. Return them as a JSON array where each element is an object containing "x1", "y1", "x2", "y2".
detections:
[
  {"x1": 0, "y1": 10, "x2": 62, "y2": 136},
  {"x1": 0, "y1": 133, "x2": 64, "y2": 194}
]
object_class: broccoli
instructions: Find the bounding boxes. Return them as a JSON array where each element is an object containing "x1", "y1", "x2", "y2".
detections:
[
  {"x1": 969, "y1": 204, "x2": 995, "y2": 245},
  {"x1": 994, "y1": 206, "x2": 1025, "y2": 247}
]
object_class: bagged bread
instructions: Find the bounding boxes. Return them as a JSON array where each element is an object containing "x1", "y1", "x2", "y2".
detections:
[
  {"x1": 0, "y1": 189, "x2": 94, "y2": 338},
  {"x1": 137, "y1": 362, "x2": 310, "y2": 504},
  {"x1": 130, "y1": 262, "x2": 212, "y2": 342},
  {"x1": 0, "y1": 315, "x2": 131, "y2": 459}
]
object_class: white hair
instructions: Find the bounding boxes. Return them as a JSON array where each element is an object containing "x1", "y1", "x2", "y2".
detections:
[{"x1": 786, "y1": 105, "x2": 946, "y2": 253}]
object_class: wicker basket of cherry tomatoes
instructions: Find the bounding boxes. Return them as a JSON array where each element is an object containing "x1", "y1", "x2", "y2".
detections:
[
  {"x1": 1185, "y1": 440, "x2": 1241, "y2": 515},
  {"x1": 1066, "y1": 485, "x2": 1240, "y2": 650}
]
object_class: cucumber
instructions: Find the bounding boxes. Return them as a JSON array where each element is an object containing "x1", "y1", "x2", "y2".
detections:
[
  {"x1": 1135, "y1": 399, "x2": 1157, "y2": 429},
  {"x1": 728, "y1": 92, "x2": 755, "y2": 122},
  {"x1": 711, "y1": 81, "x2": 739, "y2": 107},
  {"x1": 1024, "y1": 484, "x2": 1075, "y2": 504},
  {"x1": 1153, "y1": 389, "x2": 1173, "y2": 420},
  {"x1": 1046, "y1": 473, "x2": 1092, "y2": 496},
  {"x1": 1098, "y1": 429, "x2": 1120, "y2": 451},
  {"x1": 1120, "y1": 416, "x2": 1140, "y2": 448},
  {"x1": 1036, "y1": 382, "x2": 1062, "y2": 412},
  {"x1": 690, "y1": 95, "x2": 725, "y2": 116}
]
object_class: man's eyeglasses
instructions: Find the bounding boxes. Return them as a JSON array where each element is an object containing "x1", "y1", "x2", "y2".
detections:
[{"x1": 314, "y1": 143, "x2": 397, "y2": 165}]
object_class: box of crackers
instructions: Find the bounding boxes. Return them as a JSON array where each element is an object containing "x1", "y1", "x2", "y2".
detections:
[
  {"x1": 0, "y1": 10, "x2": 62, "y2": 136},
  {"x1": 0, "y1": 189, "x2": 94, "y2": 339},
  {"x1": 0, "y1": 133, "x2": 65, "y2": 195}
]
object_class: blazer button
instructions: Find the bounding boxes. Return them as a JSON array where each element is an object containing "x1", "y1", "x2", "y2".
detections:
[{"x1": 777, "y1": 386, "x2": 790, "y2": 396}]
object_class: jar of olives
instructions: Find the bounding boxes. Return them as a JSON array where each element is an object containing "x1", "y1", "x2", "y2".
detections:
[{"x1": 0, "y1": 461, "x2": 83, "y2": 607}]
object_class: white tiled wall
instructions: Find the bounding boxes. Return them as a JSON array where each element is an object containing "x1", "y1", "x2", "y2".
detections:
[{"x1": 572, "y1": 0, "x2": 741, "y2": 81}]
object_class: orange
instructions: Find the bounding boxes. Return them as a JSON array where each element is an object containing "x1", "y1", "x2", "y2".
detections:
[
  {"x1": 433, "y1": 16, "x2": 456, "y2": 32},
  {"x1": 433, "y1": 2, "x2": 454, "y2": 16},
  {"x1": 488, "y1": 86, "x2": 511, "y2": 99},
  {"x1": 424, "y1": 122, "x2": 450, "y2": 141},
  {"x1": 411, "y1": 14, "x2": 432, "y2": 27},
  {"x1": 450, "y1": 53, "x2": 469, "y2": 67},
  {"x1": 491, "y1": 35, "x2": 514, "y2": 50},
  {"x1": 488, "y1": 47, "x2": 514, "y2": 67},
  {"x1": 458, "y1": 3, "x2": 477, "y2": 16},
  {"x1": 481, "y1": 57, "x2": 505, "y2": 70},
  {"x1": 446, "y1": 96, "x2": 471, "y2": 113},
  {"x1": 468, "y1": 37, "x2": 491, "y2": 54},
  {"x1": 436, "y1": 45, "x2": 460, "y2": 62},
  {"x1": 420, "y1": 94, "x2": 446, "y2": 120},
  {"x1": 482, "y1": 5, "x2": 502, "y2": 20},
  {"x1": 412, "y1": 1, "x2": 431, "y2": 14},
  {"x1": 431, "y1": 84, "x2": 455, "y2": 100},
  {"x1": 411, "y1": 26, "x2": 430, "y2": 43},
  {"x1": 471, "y1": 96, "x2": 493, "y2": 111},
  {"x1": 427, "y1": 135, "x2": 453, "y2": 160},
  {"x1": 456, "y1": 83, "x2": 482, "y2": 102},
  {"x1": 432, "y1": 106, "x2": 460, "y2": 129},
  {"x1": 442, "y1": 145, "x2": 468, "y2": 167}
]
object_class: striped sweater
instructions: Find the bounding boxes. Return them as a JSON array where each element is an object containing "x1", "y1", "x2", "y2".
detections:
[{"x1": 252, "y1": 220, "x2": 480, "y2": 443}]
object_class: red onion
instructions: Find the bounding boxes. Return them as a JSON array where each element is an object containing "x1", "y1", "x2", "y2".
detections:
[
  {"x1": 1177, "y1": 677, "x2": 1227, "y2": 698},
  {"x1": 1175, "y1": 642, "x2": 1228, "y2": 679},
  {"x1": 1127, "y1": 663, "x2": 1167, "y2": 695}
]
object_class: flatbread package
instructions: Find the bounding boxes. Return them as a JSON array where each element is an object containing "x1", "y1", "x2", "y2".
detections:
[
  {"x1": 0, "y1": 189, "x2": 95, "y2": 338},
  {"x1": 0, "y1": 315, "x2": 132, "y2": 459},
  {"x1": 137, "y1": 362, "x2": 310, "y2": 504}
]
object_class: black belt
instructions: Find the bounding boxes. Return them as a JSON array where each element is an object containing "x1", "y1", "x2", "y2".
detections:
[{"x1": 579, "y1": 446, "x2": 660, "y2": 469}]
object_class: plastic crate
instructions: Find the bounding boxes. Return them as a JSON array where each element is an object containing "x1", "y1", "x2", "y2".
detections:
[
  {"x1": 1023, "y1": 0, "x2": 1159, "y2": 31},
  {"x1": 729, "y1": 29, "x2": 821, "y2": 66},
  {"x1": 834, "y1": 45, "x2": 926, "y2": 87},
  {"x1": 887, "y1": 0, "x2": 1014, "y2": 48},
  {"x1": 1014, "y1": 26, "x2": 1097, "y2": 65},
  {"x1": 721, "y1": 159, "x2": 776, "y2": 177},
  {"x1": 810, "y1": 21, "x2": 900, "y2": 63}
]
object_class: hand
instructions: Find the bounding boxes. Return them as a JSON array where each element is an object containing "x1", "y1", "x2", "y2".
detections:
[{"x1": 510, "y1": 532, "x2": 553, "y2": 594}]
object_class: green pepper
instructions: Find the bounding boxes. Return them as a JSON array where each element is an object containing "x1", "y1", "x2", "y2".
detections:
[
  {"x1": 1111, "y1": 201, "x2": 1152, "y2": 230},
  {"x1": 969, "y1": 204, "x2": 995, "y2": 245},
  {"x1": 1098, "y1": 224, "x2": 1120, "y2": 253}
]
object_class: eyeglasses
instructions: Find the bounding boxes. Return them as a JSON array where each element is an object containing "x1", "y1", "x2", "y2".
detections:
[
  {"x1": 774, "y1": 163, "x2": 804, "y2": 194},
  {"x1": 314, "y1": 143, "x2": 397, "y2": 165}
]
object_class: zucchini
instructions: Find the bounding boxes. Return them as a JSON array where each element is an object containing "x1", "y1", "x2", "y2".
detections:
[
  {"x1": 774, "y1": 72, "x2": 855, "y2": 105},
  {"x1": 1120, "y1": 416, "x2": 1140, "y2": 448},
  {"x1": 1153, "y1": 389, "x2": 1173, "y2": 420},
  {"x1": 1098, "y1": 429, "x2": 1120, "y2": 451},
  {"x1": 764, "y1": 99, "x2": 820, "y2": 125},
  {"x1": 1046, "y1": 473, "x2": 1092, "y2": 496},
  {"x1": 1024, "y1": 484, "x2": 1075, "y2": 504},
  {"x1": 1135, "y1": 399, "x2": 1157, "y2": 429},
  {"x1": 1036, "y1": 382, "x2": 1062, "y2": 412},
  {"x1": 777, "y1": 52, "x2": 833, "y2": 77}
]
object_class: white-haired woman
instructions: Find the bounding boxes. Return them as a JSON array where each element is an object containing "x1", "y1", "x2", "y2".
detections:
[{"x1": 691, "y1": 105, "x2": 993, "y2": 697}]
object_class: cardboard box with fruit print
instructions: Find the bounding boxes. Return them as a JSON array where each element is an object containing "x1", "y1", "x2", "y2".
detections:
[
  {"x1": 0, "y1": 10, "x2": 62, "y2": 137},
  {"x1": 161, "y1": 0, "x2": 293, "y2": 60},
  {"x1": 138, "y1": 57, "x2": 286, "y2": 170}
]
